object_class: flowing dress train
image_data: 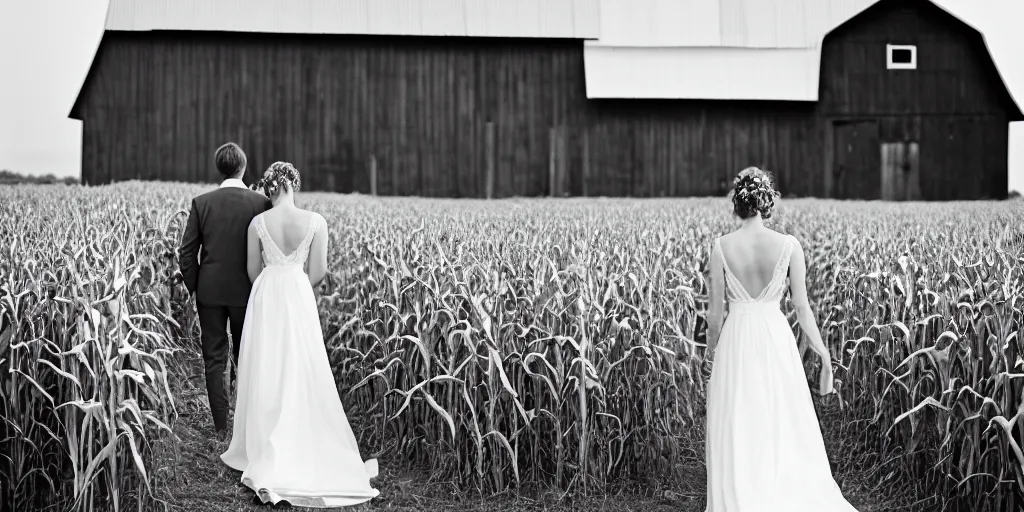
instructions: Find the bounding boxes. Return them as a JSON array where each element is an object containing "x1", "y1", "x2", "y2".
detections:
[{"x1": 221, "y1": 213, "x2": 379, "y2": 508}]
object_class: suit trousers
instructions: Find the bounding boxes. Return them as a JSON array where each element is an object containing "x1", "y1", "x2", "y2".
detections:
[{"x1": 197, "y1": 303, "x2": 247, "y2": 431}]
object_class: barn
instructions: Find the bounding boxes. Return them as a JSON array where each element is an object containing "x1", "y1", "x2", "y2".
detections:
[{"x1": 69, "y1": 0, "x2": 1022, "y2": 200}]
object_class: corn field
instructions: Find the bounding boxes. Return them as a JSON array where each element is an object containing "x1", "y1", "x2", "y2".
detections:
[{"x1": 1, "y1": 182, "x2": 1022, "y2": 512}]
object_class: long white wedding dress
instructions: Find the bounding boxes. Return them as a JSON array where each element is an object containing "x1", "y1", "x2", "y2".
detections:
[
  {"x1": 221, "y1": 212, "x2": 379, "y2": 508},
  {"x1": 704, "y1": 235, "x2": 857, "y2": 511}
]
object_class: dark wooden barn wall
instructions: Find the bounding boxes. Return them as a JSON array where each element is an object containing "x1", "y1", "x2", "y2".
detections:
[
  {"x1": 75, "y1": 32, "x2": 822, "y2": 197},
  {"x1": 819, "y1": 0, "x2": 1013, "y2": 200},
  {"x1": 577, "y1": 101, "x2": 820, "y2": 197},
  {"x1": 73, "y1": 0, "x2": 1015, "y2": 200}
]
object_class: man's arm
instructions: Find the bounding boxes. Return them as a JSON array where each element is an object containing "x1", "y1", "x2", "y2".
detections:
[{"x1": 178, "y1": 199, "x2": 202, "y2": 294}]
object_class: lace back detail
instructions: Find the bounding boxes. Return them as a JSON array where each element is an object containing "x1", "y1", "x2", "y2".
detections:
[
  {"x1": 714, "y1": 235, "x2": 794, "y2": 303},
  {"x1": 256, "y1": 213, "x2": 320, "y2": 267}
]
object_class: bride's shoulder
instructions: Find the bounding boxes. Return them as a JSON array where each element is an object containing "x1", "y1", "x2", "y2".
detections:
[
  {"x1": 249, "y1": 211, "x2": 265, "y2": 227},
  {"x1": 784, "y1": 232, "x2": 804, "y2": 251},
  {"x1": 301, "y1": 210, "x2": 327, "y2": 228},
  {"x1": 714, "y1": 231, "x2": 739, "y2": 252},
  {"x1": 711, "y1": 233, "x2": 726, "y2": 252}
]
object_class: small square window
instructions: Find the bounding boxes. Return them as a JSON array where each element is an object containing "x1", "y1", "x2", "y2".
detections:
[{"x1": 887, "y1": 44, "x2": 917, "y2": 69}]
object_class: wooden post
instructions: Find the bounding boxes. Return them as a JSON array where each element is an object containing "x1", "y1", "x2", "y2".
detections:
[
  {"x1": 549, "y1": 127, "x2": 557, "y2": 197},
  {"x1": 369, "y1": 155, "x2": 377, "y2": 196},
  {"x1": 667, "y1": 126, "x2": 675, "y2": 196},
  {"x1": 485, "y1": 122, "x2": 495, "y2": 199},
  {"x1": 582, "y1": 130, "x2": 589, "y2": 197},
  {"x1": 391, "y1": 150, "x2": 398, "y2": 196},
  {"x1": 558, "y1": 126, "x2": 567, "y2": 197},
  {"x1": 646, "y1": 123, "x2": 655, "y2": 198},
  {"x1": 823, "y1": 120, "x2": 834, "y2": 198}
]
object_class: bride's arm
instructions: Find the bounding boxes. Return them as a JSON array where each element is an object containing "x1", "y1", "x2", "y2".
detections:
[
  {"x1": 246, "y1": 219, "x2": 263, "y2": 283},
  {"x1": 707, "y1": 242, "x2": 725, "y2": 354},
  {"x1": 307, "y1": 215, "x2": 329, "y2": 287},
  {"x1": 788, "y1": 237, "x2": 829, "y2": 360}
]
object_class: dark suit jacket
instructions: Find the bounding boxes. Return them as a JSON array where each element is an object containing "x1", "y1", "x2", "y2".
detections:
[{"x1": 178, "y1": 185, "x2": 273, "y2": 307}]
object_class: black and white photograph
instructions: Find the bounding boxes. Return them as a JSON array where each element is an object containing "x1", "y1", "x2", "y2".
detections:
[{"x1": 2, "y1": 0, "x2": 1023, "y2": 511}]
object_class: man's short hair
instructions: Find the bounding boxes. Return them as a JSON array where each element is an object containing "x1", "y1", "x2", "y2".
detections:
[{"x1": 214, "y1": 142, "x2": 246, "y2": 178}]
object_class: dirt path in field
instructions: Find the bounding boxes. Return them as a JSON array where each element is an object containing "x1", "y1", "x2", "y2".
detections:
[{"x1": 151, "y1": 354, "x2": 917, "y2": 512}]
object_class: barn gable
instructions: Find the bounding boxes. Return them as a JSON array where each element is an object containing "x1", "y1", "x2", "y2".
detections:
[
  {"x1": 584, "y1": 0, "x2": 1022, "y2": 118},
  {"x1": 815, "y1": 0, "x2": 1018, "y2": 201},
  {"x1": 819, "y1": 0, "x2": 1023, "y2": 120}
]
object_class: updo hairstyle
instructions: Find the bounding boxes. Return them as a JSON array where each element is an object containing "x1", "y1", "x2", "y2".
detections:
[
  {"x1": 730, "y1": 166, "x2": 780, "y2": 220},
  {"x1": 252, "y1": 161, "x2": 302, "y2": 198}
]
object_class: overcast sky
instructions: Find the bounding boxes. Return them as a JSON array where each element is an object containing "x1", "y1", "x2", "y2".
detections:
[{"x1": 2, "y1": 0, "x2": 1023, "y2": 191}]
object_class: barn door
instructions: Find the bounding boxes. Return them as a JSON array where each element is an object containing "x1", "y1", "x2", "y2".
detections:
[
  {"x1": 832, "y1": 121, "x2": 881, "y2": 199},
  {"x1": 881, "y1": 142, "x2": 921, "y2": 201}
]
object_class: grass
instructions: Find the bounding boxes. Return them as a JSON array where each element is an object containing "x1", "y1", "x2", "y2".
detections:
[{"x1": 149, "y1": 347, "x2": 914, "y2": 512}]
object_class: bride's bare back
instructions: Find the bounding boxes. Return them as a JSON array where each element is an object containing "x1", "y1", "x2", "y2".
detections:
[
  {"x1": 245, "y1": 205, "x2": 329, "y2": 287},
  {"x1": 718, "y1": 230, "x2": 791, "y2": 299},
  {"x1": 260, "y1": 208, "x2": 317, "y2": 256}
]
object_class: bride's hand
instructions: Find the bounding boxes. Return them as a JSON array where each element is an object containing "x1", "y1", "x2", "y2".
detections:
[
  {"x1": 817, "y1": 355, "x2": 835, "y2": 395},
  {"x1": 702, "y1": 344, "x2": 715, "y2": 379}
]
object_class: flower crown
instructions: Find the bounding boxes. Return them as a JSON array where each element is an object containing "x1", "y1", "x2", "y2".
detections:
[{"x1": 251, "y1": 161, "x2": 301, "y2": 197}]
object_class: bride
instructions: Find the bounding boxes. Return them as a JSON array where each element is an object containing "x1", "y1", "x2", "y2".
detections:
[
  {"x1": 703, "y1": 167, "x2": 858, "y2": 511},
  {"x1": 221, "y1": 162, "x2": 379, "y2": 507}
]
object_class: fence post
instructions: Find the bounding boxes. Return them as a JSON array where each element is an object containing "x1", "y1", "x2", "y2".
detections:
[
  {"x1": 390, "y1": 150, "x2": 398, "y2": 196},
  {"x1": 558, "y1": 126, "x2": 568, "y2": 197},
  {"x1": 582, "y1": 130, "x2": 589, "y2": 197},
  {"x1": 549, "y1": 127, "x2": 557, "y2": 197},
  {"x1": 369, "y1": 155, "x2": 377, "y2": 196},
  {"x1": 485, "y1": 122, "x2": 495, "y2": 199}
]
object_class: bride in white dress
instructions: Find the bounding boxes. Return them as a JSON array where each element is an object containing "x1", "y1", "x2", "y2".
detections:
[
  {"x1": 221, "y1": 162, "x2": 379, "y2": 507},
  {"x1": 703, "y1": 167, "x2": 857, "y2": 511}
]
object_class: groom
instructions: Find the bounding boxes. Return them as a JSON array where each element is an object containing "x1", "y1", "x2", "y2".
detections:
[{"x1": 178, "y1": 142, "x2": 273, "y2": 433}]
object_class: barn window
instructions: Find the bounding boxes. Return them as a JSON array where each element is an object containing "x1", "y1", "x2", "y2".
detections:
[{"x1": 886, "y1": 44, "x2": 917, "y2": 69}]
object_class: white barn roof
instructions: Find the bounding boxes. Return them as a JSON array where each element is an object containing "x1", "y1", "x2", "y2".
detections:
[
  {"x1": 583, "y1": 0, "x2": 875, "y2": 101},
  {"x1": 585, "y1": 0, "x2": 1021, "y2": 114},
  {"x1": 591, "y1": 0, "x2": 875, "y2": 48},
  {"x1": 100, "y1": 0, "x2": 600, "y2": 39}
]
